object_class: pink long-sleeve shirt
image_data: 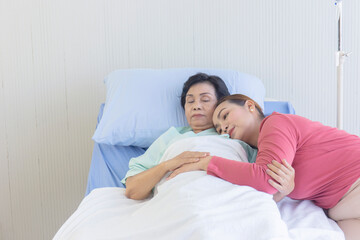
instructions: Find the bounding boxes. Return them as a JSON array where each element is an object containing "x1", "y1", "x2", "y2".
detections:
[{"x1": 207, "y1": 113, "x2": 360, "y2": 209}]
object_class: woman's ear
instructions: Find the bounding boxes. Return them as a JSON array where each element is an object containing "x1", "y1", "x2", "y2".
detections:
[{"x1": 245, "y1": 100, "x2": 256, "y2": 113}]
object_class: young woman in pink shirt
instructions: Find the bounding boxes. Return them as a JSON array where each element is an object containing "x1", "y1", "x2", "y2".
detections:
[{"x1": 168, "y1": 94, "x2": 360, "y2": 240}]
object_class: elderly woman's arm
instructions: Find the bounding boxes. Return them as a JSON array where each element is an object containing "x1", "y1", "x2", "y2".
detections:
[
  {"x1": 125, "y1": 163, "x2": 168, "y2": 200},
  {"x1": 125, "y1": 151, "x2": 210, "y2": 200}
]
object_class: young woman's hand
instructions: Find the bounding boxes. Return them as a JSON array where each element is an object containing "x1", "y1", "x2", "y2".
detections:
[
  {"x1": 163, "y1": 151, "x2": 210, "y2": 172},
  {"x1": 166, "y1": 155, "x2": 212, "y2": 180},
  {"x1": 266, "y1": 159, "x2": 295, "y2": 201}
]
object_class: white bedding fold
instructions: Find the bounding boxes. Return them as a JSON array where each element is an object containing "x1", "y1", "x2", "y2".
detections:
[
  {"x1": 54, "y1": 174, "x2": 344, "y2": 240},
  {"x1": 54, "y1": 136, "x2": 344, "y2": 240},
  {"x1": 54, "y1": 172, "x2": 291, "y2": 240}
]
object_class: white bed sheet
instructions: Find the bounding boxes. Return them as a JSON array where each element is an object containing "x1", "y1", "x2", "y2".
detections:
[
  {"x1": 55, "y1": 135, "x2": 344, "y2": 240},
  {"x1": 54, "y1": 172, "x2": 344, "y2": 240}
]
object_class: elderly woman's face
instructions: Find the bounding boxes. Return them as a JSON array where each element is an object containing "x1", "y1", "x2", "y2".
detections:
[{"x1": 184, "y1": 82, "x2": 217, "y2": 133}]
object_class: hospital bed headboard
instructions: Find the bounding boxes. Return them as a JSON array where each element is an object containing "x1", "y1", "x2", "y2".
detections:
[{"x1": 86, "y1": 68, "x2": 295, "y2": 195}]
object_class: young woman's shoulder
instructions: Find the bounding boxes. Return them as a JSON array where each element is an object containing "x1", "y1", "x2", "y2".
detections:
[
  {"x1": 261, "y1": 112, "x2": 298, "y2": 128},
  {"x1": 261, "y1": 112, "x2": 328, "y2": 137},
  {"x1": 260, "y1": 112, "x2": 316, "y2": 138}
]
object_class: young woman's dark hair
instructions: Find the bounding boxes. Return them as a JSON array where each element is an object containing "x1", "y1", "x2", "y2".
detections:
[
  {"x1": 180, "y1": 73, "x2": 230, "y2": 109},
  {"x1": 216, "y1": 94, "x2": 265, "y2": 119}
]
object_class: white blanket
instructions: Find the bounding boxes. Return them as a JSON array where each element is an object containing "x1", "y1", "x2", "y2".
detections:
[{"x1": 54, "y1": 136, "x2": 344, "y2": 240}]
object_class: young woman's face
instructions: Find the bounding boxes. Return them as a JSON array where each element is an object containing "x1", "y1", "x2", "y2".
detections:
[
  {"x1": 184, "y1": 82, "x2": 217, "y2": 133},
  {"x1": 212, "y1": 101, "x2": 255, "y2": 142}
]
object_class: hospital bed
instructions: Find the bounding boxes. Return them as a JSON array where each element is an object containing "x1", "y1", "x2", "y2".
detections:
[{"x1": 54, "y1": 69, "x2": 344, "y2": 240}]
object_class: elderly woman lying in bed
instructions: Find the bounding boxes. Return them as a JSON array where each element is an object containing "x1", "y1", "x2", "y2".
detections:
[
  {"x1": 123, "y1": 73, "x2": 294, "y2": 201},
  {"x1": 55, "y1": 72, "x2": 346, "y2": 240}
]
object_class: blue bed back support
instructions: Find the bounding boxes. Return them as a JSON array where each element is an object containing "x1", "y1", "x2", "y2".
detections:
[
  {"x1": 264, "y1": 101, "x2": 295, "y2": 116},
  {"x1": 85, "y1": 101, "x2": 295, "y2": 196}
]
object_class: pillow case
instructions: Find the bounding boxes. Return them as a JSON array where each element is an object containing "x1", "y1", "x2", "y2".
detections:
[{"x1": 92, "y1": 68, "x2": 265, "y2": 148}]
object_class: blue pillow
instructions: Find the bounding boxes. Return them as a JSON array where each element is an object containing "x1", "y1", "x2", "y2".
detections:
[{"x1": 92, "y1": 68, "x2": 265, "y2": 148}]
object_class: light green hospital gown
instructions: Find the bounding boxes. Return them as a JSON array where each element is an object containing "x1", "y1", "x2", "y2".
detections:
[{"x1": 121, "y1": 126, "x2": 257, "y2": 185}]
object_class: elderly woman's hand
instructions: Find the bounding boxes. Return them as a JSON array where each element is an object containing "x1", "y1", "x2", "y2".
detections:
[
  {"x1": 266, "y1": 159, "x2": 295, "y2": 202},
  {"x1": 163, "y1": 151, "x2": 210, "y2": 173},
  {"x1": 166, "y1": 155, "x2": 212, "y2": 180}
]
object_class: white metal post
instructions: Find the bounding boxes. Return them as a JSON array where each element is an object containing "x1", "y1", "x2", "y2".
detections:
[
  {"x1": 336, "y1": 50, "x2": 344, "y2": 130},
  {"x1": 335, "y1": 0, "x2": 348, "y2": 130}
]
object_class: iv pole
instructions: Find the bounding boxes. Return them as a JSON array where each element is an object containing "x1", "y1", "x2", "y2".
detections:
[{"x1": 335, "y1": 0, "x2": 350, "y2": 130}]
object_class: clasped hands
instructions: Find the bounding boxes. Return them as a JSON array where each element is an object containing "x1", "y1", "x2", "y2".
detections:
[
  {"x1": 164, "y1": 151, "x2": 295, "y2": 197},
  {"x1": 164, "y1": 151, "x2": 211, "y2": 180}
]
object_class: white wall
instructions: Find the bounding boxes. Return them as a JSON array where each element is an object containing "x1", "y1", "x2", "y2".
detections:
[{"x1": 0, "y1": 0, "x2": 359, "y2": 239}]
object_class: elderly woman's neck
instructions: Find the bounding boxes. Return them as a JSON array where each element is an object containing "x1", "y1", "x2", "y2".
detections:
[
  {"x1": 193, "y1": 129, "x2": 204, "y2": 134},
  {"x1": 192, "y1": 127, "x2": 212, "y2": 134}
]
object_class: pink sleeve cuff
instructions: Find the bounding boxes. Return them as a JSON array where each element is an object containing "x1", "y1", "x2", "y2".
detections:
[{"x1": 206, "y1": 156, "x2": 222, "y2": 177}]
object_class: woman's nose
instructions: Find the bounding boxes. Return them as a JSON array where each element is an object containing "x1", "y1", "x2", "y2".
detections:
[
  {"x1": 193, "y1": 102, "x2": 202, "y2": 110},
  {"x1": 223, "y1": 126, "x2": 228, "y2": 133}
]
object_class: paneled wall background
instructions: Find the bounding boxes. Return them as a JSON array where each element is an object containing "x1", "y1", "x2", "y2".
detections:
[{"x1": 0, "y1": 0, "x2": 359, "y2": 239}]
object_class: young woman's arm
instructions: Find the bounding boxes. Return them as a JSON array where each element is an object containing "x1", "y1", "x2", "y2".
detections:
[
  {"x1": 207, "y1": 114, "x2": 298, "y2": 194},
  {"x1": 167, "y1": 156, "x2": 295, "y2": 201},
  {"x1": 167, "y1": 115, "x2": 297, "y2": 198}
]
